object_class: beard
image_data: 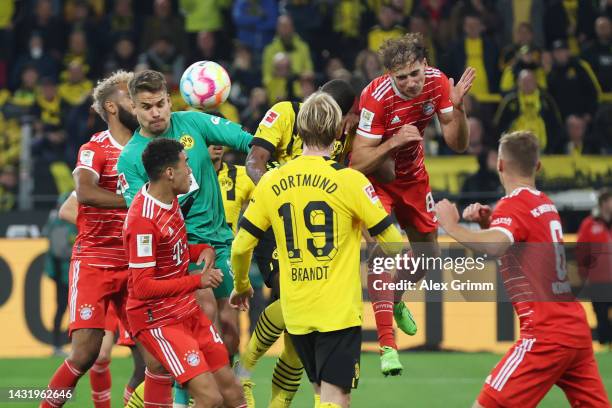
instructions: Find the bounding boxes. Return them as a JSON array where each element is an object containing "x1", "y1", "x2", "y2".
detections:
[{"x1": 117, "y1": 105, "x2": 140, "y2": 133}]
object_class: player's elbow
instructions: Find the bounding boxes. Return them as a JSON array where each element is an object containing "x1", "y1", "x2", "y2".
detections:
[{"x1": 75, "y1": 184, "x2": 98, "y2": 206}]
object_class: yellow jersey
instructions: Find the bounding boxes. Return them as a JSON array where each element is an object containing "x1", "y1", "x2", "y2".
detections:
[
  {"x1": 252, "y1": 101, "x2": 352, "y2": 166},
  {"x1": 217, "y1": 163, "x2": 255, "y2": 234},
  {"x1": 236, "y1": 156, "x2": 397, "y2": 334}
]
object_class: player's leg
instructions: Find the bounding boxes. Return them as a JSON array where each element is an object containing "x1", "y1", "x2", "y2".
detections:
[
  {"x1": 123, "y1": 345, "x2": 146, "y2": 405},
  {"x1": 555, "y1": 346, "x2": 611, "y2": 407},
  {"x1": 184, "y1": 372, "x2": 223, "y2": 408},
  {"x1": 41, "y1": 261, "x2": 107, "y2": 408},
  {"x1": 89, "y1": 329, "x2": 114, "y2": 408},
  {"x1": 269, "y1": 332, "x2": 303, "y2": 408},
  {"x1": 213, "y1": 244, "x2": 241, "y2": 358},
  {"x1": 319, "y1": 381, "x2": 349, "y2": 408}
]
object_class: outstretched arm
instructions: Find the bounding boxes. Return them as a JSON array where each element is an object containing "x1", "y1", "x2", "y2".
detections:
[{"x1": 438, "y1": 67, "x2": 476, "y2": 153}]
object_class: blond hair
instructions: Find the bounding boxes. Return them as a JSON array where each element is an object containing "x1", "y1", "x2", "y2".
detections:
[
  {"x1": 92, "y1": 70, "x2": 133, "y2": 121},
  {"x1": 297, "y1": 91, "x2": 342, "y2": 150},
  {"x1": 499, "y1": 131, "x2": 540, "y2": 177},
  {"x1": 379, "y1": 33, "x2": 428, "y2": 72}
]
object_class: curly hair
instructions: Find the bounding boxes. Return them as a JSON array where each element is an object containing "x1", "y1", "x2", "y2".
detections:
[
  {"x1": 91, "y1": 70, "x2": 133, "y2": 121},
  {"x1": 378, "y1": 33, "x2": 428, "y2": 72}
]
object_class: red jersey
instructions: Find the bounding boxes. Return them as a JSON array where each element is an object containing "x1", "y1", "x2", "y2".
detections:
[
  {"x1": 489, "y1": 187, "x2": 592, "y2": 348},
  {"x1": 72, "y1": 130, "x2": 128, "y2": 268},
  {"x1": 576, "y1": 215, "x2": 612, "y2": 283},
  {"x1": 357, "y1": 68, "x2": 453, "y2": 179},
  {"x1": 123, "y1": 186, "x2": 202, "y2": 335}
]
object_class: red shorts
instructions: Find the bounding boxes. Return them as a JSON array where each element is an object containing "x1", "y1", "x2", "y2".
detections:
[
  {"x1": 478, "y1": 338, "x2": 609, "y2": 408},
  {"x1": 136, "y1": 311, "x2": 229, "y2": 385},
  {"x1": 372, "y1": 176, "x2": 436, "y2": 233},
  {"x1": 68, "y1": 260, "x2": 130, "y2": 336},
  {"x1": 104, "y1": 303, "x2": 135, "y2": 347}
]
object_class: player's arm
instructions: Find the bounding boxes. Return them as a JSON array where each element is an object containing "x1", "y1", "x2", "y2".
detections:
[
  {"x1": 245, "y1": 145, "x2": 270, "y2": 185},
  {"x1": 192, "y1": 111, "x2": 253, "y2": 153},
  {"x1": 58, "y1": 192, "x2": 78, "y2": 224},
  {"x1": 437, "y1": 68, "x2": 475, "y2": 153},
  {"x1": 435, "y1": 199, "x2": 512, "y2": 257},
  {"x1": 73, "y1": 143, "x2": 126, "y2": 208}
]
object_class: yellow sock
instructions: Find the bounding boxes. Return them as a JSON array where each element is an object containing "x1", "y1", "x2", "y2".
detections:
[
  {"x1": 320, "y1": 403, "x2": 342, "y2": 408},
  {"x1": 314, "y1": 394, "x2": 321, "y2": 408},
  {"x1": 240, "y1": 299, "x2": 284, "y2": 371},
  {"x1": 126, "y1": 382, "x2": 145, "y2": 408},
  {"x1": 270, "y1": 332, "x2": 303, "y2": 407}
]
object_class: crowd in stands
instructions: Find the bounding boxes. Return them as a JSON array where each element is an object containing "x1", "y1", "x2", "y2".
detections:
[{"x1": 1, "y1": 0, "x2": 611, "y2": 211}]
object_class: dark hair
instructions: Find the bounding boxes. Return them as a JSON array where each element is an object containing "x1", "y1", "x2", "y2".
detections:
[
  {"x1": 128, "y1": 69, "x2": 167, "y2": 99},
  {"x1": 379, "y1": 33, "x2": 428, "y2": 71},
  {"x1": 320, "y1": 79, "x2": 356, "y2": 116},
  {"x1": 599, "y1": 188, "x2": 612, "y2": 207},
  {"x1": 142, "y1": 138, "x2": 184, "y2": 182}
]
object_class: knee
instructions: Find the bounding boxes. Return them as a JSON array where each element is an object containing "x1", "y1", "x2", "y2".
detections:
[
  {"x1": 193, "y1": 388, "x2": 223, "y2": 408},
  {"x1": 69, "y1": 347, "x2": 99, "y2": 371}
]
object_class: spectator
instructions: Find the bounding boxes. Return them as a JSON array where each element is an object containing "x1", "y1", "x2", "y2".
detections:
[
  {"x1": 284, "y1": 0, "x2": 325, "y2": 62},
  {"x1": 450, "y1": 0, "x2": 500, "y2": 39},
  {"x1": 565, "y1": 114, "x2": 599, "y2": 155},
  {"x1": 240, "y1": 87, "x2": 268, "y2": 133},
  {"x1": 446, "y1": 13, "x2": 499, "y2": 102},
  {"x1": 35, "y1": 77, "x2": 64, "y2": 127},
  {"x1": 500, "y1": 22, "x2": 539, "y2": 69},
  {"x1": 577, "y1": 189, "x2": 612, "y2": 351},
  {"x1": 414, "y1": 0, "x2": 454, "y2": 47},
  {"x1": 351, "y1": 49, "x2": 383, "y2": 94},
  {"x1": 582, "y1": 16, "x2": 612, "y2": 100},
  {"x1": 188, "y1": 31, "x2": 229, "y2": 67},
  {"x1": 0, "y1": 0, "x2": 16, "y2": 88},
  {"x1": 496, "y1": 0, "x2": 545, "y2": 48},
  {"x1": 500, "y1": 45, "x2": 547, "y2": 94},
  {"x1": 64, "y1": 0, "x2": 102, "y2": 55},
  {"x1": 10, "y1": 32, "x2": 59, "y2": 90},
  {"x1": 593, "y1": 104, "x2": 612, "y2": 154},
  {"x1": 138, "y1": 36, "x2": 184, "y2": 84},
  {"x1": 367, "y1": 5, "x2": 404, "y2": 52},
  {"x1": 104, "y1": 36, "x2": 138, "y2": 75},
  {"x1": 15, "y1": 0, "x2": 66, "y2": 59},
  {"x1": 494, "y1": 69, "x2": 563, "y2": 153},
  {"x1": 459, "y1": 148, "x2": 502, "y2": 208},
  {"x1": 6, "y1": 66, "x2": 39, "y2": 117},
  {"x1": 409, "y1": 10, "x2": 439, "y2": 67},
  {"x1": 62, "y1": 30, "x2": 94, "y2": 79},
  {"x1": 179, "y1": 0, "x2": 230, "y2": 49},
  {"x1": 57, "y1": 61, "x2": 92, "y2": 107},
  {"x1": 547, "y1": 39, "x2": 600, "y2": 120},
  {"x1": 0, "y1": 165, "x2": 17, "y2": 212},
  {"x1": 43, "y1": 193, "x2": 77, "y2": 355},
  {"x1": 103, "y1": 0, "x2": 140, "y2": 46},
  {"x1": 0, "y1": 110, "x2": 21, "y2": 169},
  {"x1": 141, "y1": 0, "x2": 186, "y2": 55},
  {"x1": 262, "y1": 15, "x2": 313, "y2": 93},
  {"x1": 263, "y1": 52, "x2": 301, "y2": 105},
  {"x1": 466, "y1": 116, "x2": 485, "y2": 155},
  {"x1": 328, "y1": 0, "x2": 366, "y2": 67},
  {"x1": 544, "y1": 0, "x2": 597, "y2": 54},
  {"x1": 232, "y1": 0, "x2": 278, "y2": 54},
  {"x1": 228, "y1": 44, "x2": 261, "y2": 108}
]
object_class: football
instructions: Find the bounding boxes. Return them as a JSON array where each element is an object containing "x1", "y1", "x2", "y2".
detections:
[{"x1": 179, "y1": 60, "x2": 231, "y2": 110}]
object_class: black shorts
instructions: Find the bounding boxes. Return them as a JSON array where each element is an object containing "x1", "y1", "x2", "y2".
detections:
[
  {"x1": 289, "y1": 326, "x2": 361, "y2": 391},
  {"x1": 253, "y1": 227, "x2": 280, "y2": 299}
]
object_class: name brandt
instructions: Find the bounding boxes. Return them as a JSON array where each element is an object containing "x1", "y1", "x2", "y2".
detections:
[{"x1": 291, "y1": 266, "x2": 329, "y2": 282}]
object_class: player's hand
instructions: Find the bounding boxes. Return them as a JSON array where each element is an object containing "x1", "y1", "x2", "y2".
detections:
[
  {"x1": 342, "y1": 111, "x2": 359, "y2": 136},
  {"x1": 229, "y1": 287, "x2": 254, "y2": 311},
  {"x1": 462, "y1": 202, "x2": 492, "y2": 228},
  {"x1": 200, "y1": 268, "x2": 223, "y2": 289},
  {"x1": 391, "y1": 125, "x2": 422, "y2": 150},
  {"x1": 435, "y1": 199, "x2": 460, "y2": 230},
  {"x1": 196, "y1": 246, "x2": 216, "y2": 275},
  {"x1": 450, "y1": 67, "x2": 476, "y2": 109}
]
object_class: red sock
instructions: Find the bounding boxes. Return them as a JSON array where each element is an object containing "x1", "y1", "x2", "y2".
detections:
[
  {"x1": 144, "y1": 368, "x2": 173, "y2": 408},
  {"x1": 368, "y1": 271, "x2": 396, "y2": 349},
  {"x1": 123, "y1": 384, "x2": 135, "y2": 406},
  {"x1": 40, "y1": 359, "x2": 84, "y2": 408},
  {"x1": 89, "y1": 360, "x2": 111, "y2": 408}
]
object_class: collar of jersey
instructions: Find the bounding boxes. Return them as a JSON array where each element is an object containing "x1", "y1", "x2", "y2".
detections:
[
  {"x1": 389, "y1": 76, "x2": 411, "y2": 101},
  {"x1": 506, "y1": 186, "x2": 541, "y2": 198},
  {"x1": 141, "y1": 184, "x2": 174, "y2": 210}
]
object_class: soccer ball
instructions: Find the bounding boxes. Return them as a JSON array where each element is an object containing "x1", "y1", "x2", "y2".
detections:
[{"x1": 179, "y1": 61, "x2": 231, "y2": 110}]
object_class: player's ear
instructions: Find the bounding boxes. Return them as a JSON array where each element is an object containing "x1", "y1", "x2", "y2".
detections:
[
  {"x1": 497, "y1": 157, "x2": 503, "y2": 173},
  {"x1": 167, "y1": 93, "x2": 172, "y2": 108},
  {"x1": 535, "y1": 161, "x2": 541, "y2": 172},
  {"x1": 105, "y1": 100, "x2": 117, "y2": 116}
]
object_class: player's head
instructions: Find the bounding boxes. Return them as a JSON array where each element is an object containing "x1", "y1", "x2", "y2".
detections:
[
  {"x1": 142, "y1": 138, "x2": 192, "y2": 195},
  {"x1": 497, "y1": 131, "x2": 541, "y2": 185},
  {"x1": 92, "y1": 70, "x2": 139, "y2": 132},
  {"x1": 297, "y1": 91, "x2": 343, "y2": 151},
  {"x1": 128, "y1": 69, "x2": 172, "y2": 136},
  {"x1": 320, "y1": 79, "x2": 355, "y2": 116},
  {"x1": 597, "y1": 188, "x2": 612, "y2": 221},
  {"x1": 379, "y1": 33, "x2": 428, "y2": 99},
  {"x1": 208, "y1": 145, "x2": 224, "y2": 163}
]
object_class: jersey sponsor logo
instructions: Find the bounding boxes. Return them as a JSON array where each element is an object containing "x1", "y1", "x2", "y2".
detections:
[
  {"x1": 184, "y1": 350, "x2": 200, "y2": 367},
  {"x1": 422, "y1": 101, "x2": 435, "y2": 116},
  {"x1": 262, "y1": 110, "x2": 279, "y2": 128},
  {"x1": 79, "y1": 304, "x2": 94, "y2": 320},
  {"x1": 179, "y1": 134, "x2": 195, "y2": 150},
  {"x1": 363, "y1": 184, "x2": 380, "y2": 203},
  {"x1": 359, "y1": 108, "x2": 375, "y2": 131},
  {"x1": 491, "y1": 217, "x2": 512, "y2": 226},
  {"x1": 118, "y1": 173, "x2": 129, "y2": 193},
  {"x1": 391, "y1": 115, "x2": 401, "y2": 124},
  {"x1": 80, "y1": 149, "x2": 94, "y2": 167},
  {"x1": 137, "y1": 234, "x2": 153, "y2": 257}
]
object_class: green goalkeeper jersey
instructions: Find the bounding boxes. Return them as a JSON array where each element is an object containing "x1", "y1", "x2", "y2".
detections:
[{"x1": 117, "y1": 110, "x2": 253, "y2": 246}]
